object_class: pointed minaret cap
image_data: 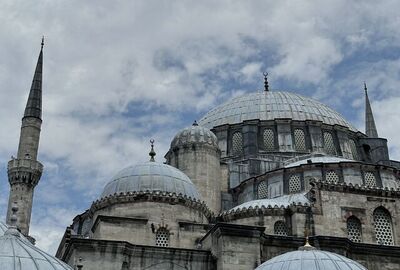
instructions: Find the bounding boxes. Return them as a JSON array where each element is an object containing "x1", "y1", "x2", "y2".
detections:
[
  {"x1": 149, "y1": 139, "x2": 156, "y2": 162},
  {"x1": 364, "y1": 82, "x2": 379, "y2": 138},
  {"x1": 24, "y1": 37, "x2": 43, "y2": 120}
]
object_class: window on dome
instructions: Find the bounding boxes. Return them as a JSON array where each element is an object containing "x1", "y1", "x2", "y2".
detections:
[
  {"x1": 232, "y1": 132, "x2": 243, "y2": 155},
  {"x1": 349, "y1": 139, "x2": 359, "y2": 160},
  {"x1": 364, "y1": 172, "x2": 377, "y2": 188},
  {"x1": 294, "y1": 128, "x2": 306, "y2": 151},
  {"x1": 373, "y1": 207, "x2": 394, "y2": 246},
  {"x1": 347, "y1": 216, "x2": 362, "y2": 243},
  {"x1": 274, "y1": 220, "x2": 288, "y2": 236},
  {"x1": 323, "y1": 132, "x2": 337, "y2": 155},
  {"x1": 263, "y1": 128, "x2": 275, "y2": 151},
  {"x1": 257, "y1": 181, "x2": 268, "y2": 199},
  {"x1": 325, "y1": 171, "x2": 339, "y2": 184},
  {"x1": 155, "y1": 227, "x2": 170, "y2": 247},
  {"x1": 288, "y1": 175, "x2": 301, "y2": 193}
]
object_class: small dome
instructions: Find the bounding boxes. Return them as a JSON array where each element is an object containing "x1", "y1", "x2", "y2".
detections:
[
  {"x1": 255, "y1": 247, "x2": 367, "y2": 270},
  {"x1": 171, "y1": 121, "x2": 218, "y2": 149},
  {"x1": 199, "y1": 91, "x2": 356, "y2": 131},
  {"x1": 226, "y1": 193, "x2": 309, "y2": 214},
  {"x1": 100, "y1": 161, "x2": 201, "y2": 201},
  {"x1": 0, "y1": 228, "x2": 73, "y2": 270}
]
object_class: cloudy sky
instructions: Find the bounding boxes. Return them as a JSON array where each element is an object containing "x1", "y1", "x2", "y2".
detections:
[{"x1": 1, "y1": 0, "x2": 400, "y2": 254}]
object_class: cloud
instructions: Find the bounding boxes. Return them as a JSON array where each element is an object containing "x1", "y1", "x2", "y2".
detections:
[{"x1": 0, "y1": 0, "x2": 400, "y2": 255}]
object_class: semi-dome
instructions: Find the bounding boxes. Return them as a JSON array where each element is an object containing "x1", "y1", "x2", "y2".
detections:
[
  {"x1": 199, "y1": 91, "x2": 356, "y2": 131},
  {"x1": 255, "y1": 244, "x2": 367, "y2": 270},
  {"x1": 0, "y1": 228, "x2": 73, "y2": 270},
  {"x1": 170, "y1": 121, "x2": 218, "y2": 149},
  {"x1": 100, "y1": 161, "x2": 201, "y2": 201}
]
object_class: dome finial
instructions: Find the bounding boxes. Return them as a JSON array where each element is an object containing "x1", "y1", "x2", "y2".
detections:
[
  {"x1": 192, "y1": 120, "x2": 198, "y2": 126},
  {"x1": 5, "y1": 202, "x2": 20, "y2": 236},
  {"x1": 263, "y1": 72, "x2": 269, "y2": 92},
  {"x1": 149, "y1": 139, "x2": 156, "y2": 162}
]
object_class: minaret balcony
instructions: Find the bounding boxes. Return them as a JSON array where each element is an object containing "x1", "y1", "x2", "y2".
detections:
[{"x1": 7, "y1": 158, "x2": 43, "y2": 186}]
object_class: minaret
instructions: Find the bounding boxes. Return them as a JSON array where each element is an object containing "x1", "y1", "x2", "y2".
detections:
[
  {"x1": 364, "y1": 82, "x2": 379, "y2": 138},
  {"x1": 6, "y1": 38, "x2": 44, "y2": 236}
]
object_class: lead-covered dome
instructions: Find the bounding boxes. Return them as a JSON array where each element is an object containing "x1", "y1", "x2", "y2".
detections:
[
  {"x1": 100, "y1": 161, "x2": 201, "y2": 201},
  {"x1": 199, "y1": 91, "x2": 356, "y2": 131},
  {"x1": 170, "y1": 121, "x2": 218, "y2": 149},
  {"x1": 0, "y1": 228, "x2": 73, "y2": 270},
  {"x1": 255, "y1": 244, "x2": 367, "y2": 270},
  {"x1": 0, "y1": 222, "x2": 7, "y2": 235}
]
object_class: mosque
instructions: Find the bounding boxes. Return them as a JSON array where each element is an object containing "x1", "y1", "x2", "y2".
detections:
[{"x1": 1, "y1": 41, "x2": 400, "y2": 270}]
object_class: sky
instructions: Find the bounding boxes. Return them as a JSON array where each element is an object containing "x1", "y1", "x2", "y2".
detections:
[{"x1": 0, "y1": 0, "x2": 400, "y2": 254}]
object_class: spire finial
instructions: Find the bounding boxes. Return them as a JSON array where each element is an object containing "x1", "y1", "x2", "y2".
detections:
[
  {"x1": 263, "y1": 72, "x2": 269, "y2": 92},
  {"x1": 41, "y1": 36, "x2": 44, "y2": 50},
  {"x1": 149, "y1": 139, "x2": 156, "y2": 162},
  {"x1": 364, "y1": 81, "x2": 367, "y2": 93},
  {"x1": 192, "y1": 120, "x2": 198, "y2": 126}
]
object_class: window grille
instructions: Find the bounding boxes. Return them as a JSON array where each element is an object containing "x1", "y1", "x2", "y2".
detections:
[
  {"x1": 373, "y1": 208, "x2": 394, "y2": 246},
  {"x1": 155, "y1": 227, "x2": 170, "y2": 247},
  {"x1": 294, "y1": 129, "x2": 306, "y2": 151},
  {"x1": 347, "y1": 216, "x2": 362, "y2": 243},
  {"x1": 288, "y1": 175, "x2": 301, "y2": 193},
  {"x1": 364, "y1": 172, "x2": 377, "y2": 188},
  {"x1": 323, "y1": 132, "x2": 336, "y2": 155},
  {"x1": 257, "y1": 181, "x2": 268, "y2": 199},
  {"x1": 232, "y1": 132, "x2": 243, "y2": 155},
  {"x1": 349, "y1": 139, "x2": 359, "y2": 160},
  {"x1": 274, "y1": 221, "x2": 288, "y2": 236},
  {"x1": 325, "y1": 171, "x2": 339, "y2": 184},
  {"x1": 263, "y1": 129, "x2": 275, "y2": 151}
]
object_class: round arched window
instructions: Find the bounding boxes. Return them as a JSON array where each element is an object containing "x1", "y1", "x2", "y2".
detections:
[{"x1": 232, "y1": 132, "x2": 243, "y2": 155}]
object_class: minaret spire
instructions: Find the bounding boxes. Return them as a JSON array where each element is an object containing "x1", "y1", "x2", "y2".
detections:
[
  {"x1": 364, "y1": 82, "x2": 378, "y2": 138},
  {"x1": 6, "y1": 39, "x2": 44, "y2": 239},
  {"x1": 24, "y1": 37, "x2": 43, "y2": 120}
]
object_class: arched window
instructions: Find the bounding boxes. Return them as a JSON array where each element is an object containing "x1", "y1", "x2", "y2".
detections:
[
  {"x1": 347, "y1": 216, "x2": 362, "y2": 243},
  {"x1": 294, "y1": 129, "x2": 306, "y2": 151},
  {"x1": 232, "y1": 132, "x2": 243, "y2": 155},
  {"x1": 257, "y1": 181, "x2": 268, "y2": 199},
  {"x1": 263, "y1": 129, "x2": 275, "y2": 151},
  {"x1": 323, "y1": 132, "x2": 336, "y2": 155},
  {"x1": 325, "y1": 171, "x2": 339, "y2": 184},
  {"x1": 155, "y1": 227, "x2": 170, "y2": 247},
  {"x1": 274, "y1": 221, "x2": 288, "y2": 236},
  {"x1": 349, "y1": 139, "x2": 359, "y2": 160},
  {"x1": 288, "y1": 175, "x2": 301, "y2": 193},
  {"x1": 364, "y1": 172, "x2": 377, "y2": 188},
  {"x1": 373, "y1": 207, "x2": 394, "y2": 245}
]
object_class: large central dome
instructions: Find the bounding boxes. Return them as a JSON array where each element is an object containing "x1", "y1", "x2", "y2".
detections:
[{"x1": 199, "y1": 91, "x2": 356, "y2": 131}]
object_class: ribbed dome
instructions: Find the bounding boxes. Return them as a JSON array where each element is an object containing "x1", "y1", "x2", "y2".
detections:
[
  {"x1": 199, "y1": 91, "x2": 356, "y2": 131},
  {"x1": 0, "y1": 228, "x2": 73, "y2": 270},
  {"x1": 100, "y1": 161, "x2": 201, "y2": 200},
  {"x1": 0, "y1": 222, "x2": 7, "y2": 235},
  {"x1": 171, "y1": 121, "x2": 218, "y2": 149},
  {"x1": 255, "y1": 248, "x2": 367, "y2": 270}
]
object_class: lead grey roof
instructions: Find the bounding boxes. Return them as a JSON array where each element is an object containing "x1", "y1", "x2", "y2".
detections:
[
  {"x1": 226, "y1": 193, "x2": 309, "y2": 214},
  {"x1": 0, "y1": 228, "x2": 73, "y2": 270},
  {"x1": 100, "y1": 162, "x2": 201, "y2": 200},
  {"x1": 284, "y1": 156, "x2": 356, "y2": 168},
  {"x1": 199, "y1": 91, "x2": 357, "y2": 131},
  {"x1": 255, "y1": 249, "x2": 367, "y2": 270},
  {"x1": 171, "y1": 123, "x2": 218, "y2": 149}
]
